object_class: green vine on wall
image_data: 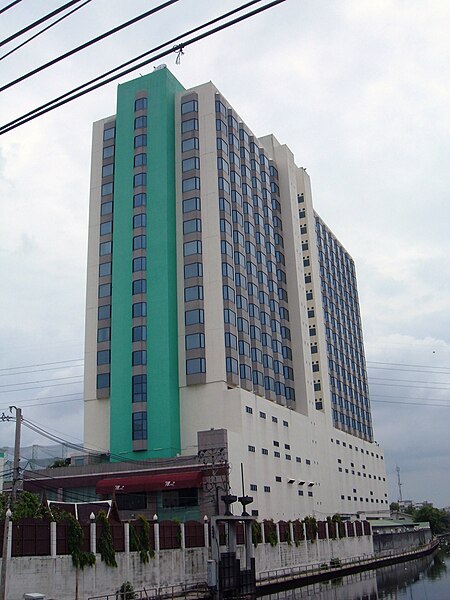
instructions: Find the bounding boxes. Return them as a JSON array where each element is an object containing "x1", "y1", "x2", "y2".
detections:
[
  {"x1": 332, "y1": 513, "x2": 346, "y2": 538},
  {"x1": 97, "y1": 510, "x2": 117, "y2": 567},
  {"x1": 67, "y1": 514, "x2": 96, "y2": 569},
  {"x1": 303, "y1": 515, "x2": 318, "y2": 541},
  {"x1": 251, "y1": 521, "x2": 262, "y2": 547},
  {"x1": 130, "y1": 515, "x2": 155, "y2": 563}
]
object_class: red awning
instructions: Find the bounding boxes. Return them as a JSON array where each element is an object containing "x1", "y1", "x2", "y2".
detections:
[{"x1": 96, "y1": 470, "x2": 203, "y2": 495}]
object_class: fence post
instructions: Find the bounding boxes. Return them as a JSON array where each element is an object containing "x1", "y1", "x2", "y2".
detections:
[
  {"x1": 289, "y1": 521, "x2": 294, "y2": 547},
  {"x1": 261, "y1": 522, "x2": 266, "y2": 545},
  {"x1": 50, "y1": 521, "x2": 57, "y2": 557},
  {"x1": 180, "y1": 522, "x2": 185, "y2": 550},
  {"x1": 90, "y1": 512, "x2": 96, "y2": 554},
  {"x1": 124, "y1": 521, "x2": 130, "y2": 554},
  {"x1": 6, "y1": 520, "x2": 12, "y2": 560},
  {"x1": 203, "y1": 516, "x2": 209, "y2": 549},
  {"x1": 303, "y1": 522, "x2": 309, "y2": 563},
  {"x1": 153, "y1": 514, "x2": 160, "y2": 552}
]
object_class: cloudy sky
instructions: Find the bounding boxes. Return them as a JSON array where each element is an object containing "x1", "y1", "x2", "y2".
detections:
[{"x1": 0, "y1": 0, "x2": 449, "y2": 506}]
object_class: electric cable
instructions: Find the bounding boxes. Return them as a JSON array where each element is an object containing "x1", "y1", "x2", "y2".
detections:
[
  {"x1": 0, "y1": 0, "x2": 182, "y2": 91},
  {"x1": 0, "y1": 396, "x2": 82, "y2": 412},
  {"x1": 0, "y1": 0, "x2": 92, "y2": 62},
  {"x1": 367, "y1": 360, "x2": 450, "y2": 371},
  {"x1": 371, "y1": 399, "x2": 450, "y2": 408},
  {"x1": 0, "y1": 358, "x2": 83, "y2": 372},
  {"x1": 0, "y1": 0, "x2": 23, "y2": 15},
  {"x1": 0, "y1": 0, "x2": 264, "y2": 130},
  {"x1": 0, "y1": 0, "x2": 87, "y2": 48},
  {"x1": 0, "y1": 380, "x2": 82, "y2": 394},
  {"x1": 0, "y1": 364, "x2": 83, "y2": 377},
  {"x1": 0, "y1": 0, "x2": 288, "y2": 134},
  {"x1": 0, "y1": 374, "x2": 83, "y2": 388}
]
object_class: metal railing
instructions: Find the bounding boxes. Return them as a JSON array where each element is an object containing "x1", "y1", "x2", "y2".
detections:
[
  {"x1": 257, "y1": 541, "x2": 437, "y2": 585},
  {"x1": 89, "y1": 581, "x2": 210, "y2": 600}
]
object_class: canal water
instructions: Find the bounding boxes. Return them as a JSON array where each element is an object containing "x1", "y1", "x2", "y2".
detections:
[{"x1": 262, "y1": 550, "x2": 449, "y2": 599}]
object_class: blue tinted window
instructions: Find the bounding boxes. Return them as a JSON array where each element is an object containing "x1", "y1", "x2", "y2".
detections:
[
  {"x1": 184, "y1": 285, "x2": 203, "y2": 302},
  {"x1": 132, "y1": 350, "x2": 147, "y2": 366},
  {"x1": 133, "y1": 193, "x2": 146, "y2": 208},
  {"x1": 132, "y1": 279, "x2": 146, "y2": 294},
  {"x1": 183, "y1": 219, "x2": 201, "y2": 234},
  {"x1": 186, "y1": 357, "x2": 205, "y2": 374},
  {"x1": 132, "y1": 325, "x2": 147, "y2": 342},
  {"x1": 98, "y1": 305, "x2": 111, "y2": 320},
  {"x1": 134, "y1": 116, "x2": 147, "y2": 129},
  {"x1": 98, "y1": 283, "x2": 111, "y2": 298},
  {"x1": 103, "y1": 127, "x2": 115, "y2": 141},
  {"x1": 133, "y1": 235, "x2": 146, "y2": 250},
  {"x1": 101, "y1": 182, "x2": 113, "y2": 196},
  {"x1": 134, "y1": 153, "x2": 147, "y2": 167},
  {"x1": 134, "y1": 134, "x2": 147, "y2": 148},
  {"x1": 100, "y1": 221, "x2": 112, "y2": 236},
  {"x1": 103, "y1": 145, "x2": 114, "y2": 159},
  {"x1": 102, "y1": 163, "x2": 114, "y2": 178},
  {"x1": 132, "y1": 411, "x2": 147, "y2": 440},
  {"x1": 184, "y1": 263, "x2": 203, "y2": 278},
  {"x1": 132, "y1": 374, "x2": 147, "y2": 402},
  {"x1": 99, "y1": 241, "x2": 112, "y2": 256},
  {"x1": 185, "y1": 309, "x2": 204, "y2": 325},
  {"x1": 132, "y1": 302, "x2": 146, "y2": 318},
  {"x1": 133, "y1": 213, "x2": 146, "y2": 228},
  {"x1": 99, "y1": 262, "x2": 111, "y2": 277},
  {"x1": 134, "y1": 97, "x2": 148, "y2": 111},
  {"x1": 134, "y1": 173, "x2": 147, "y2": 187},
  {"x1": 132, "y1": 257, "x2": 146, "y2": 272},
  {"x1": 97, "y1": 350, "x2": 110, "y2": 365},
  {"x1": 185, "y1": 333, "x2": 205, "y2": 350},
  {"x1": 183, "y1": 197, "x2": 200, "y2": 213},
  {"x1": 182, "y1": 137, "x2": 199, "y2": 152},
  {"x1": 181, "y1": 119, "x2": 198, "y2": 133},
  {"x1": 101, "y1": 201, "x2": 113, "y2": 215},
  {"x1": 181, "y1": 100, "x2": 198, "y2": 114},
  {"x1": 182, "y1": 177, "x2": 200, "y2": 192},
  {"x1": 97, "y1": 327, "x2": 110, "y2": 342},
  {"x1": 97, "y1": 373, "x2": 110, "y2": 389}
]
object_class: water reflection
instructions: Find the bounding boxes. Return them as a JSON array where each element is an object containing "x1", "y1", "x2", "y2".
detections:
[{"x1": 262, "y1": 551, "x2": 450, "y2": 600}]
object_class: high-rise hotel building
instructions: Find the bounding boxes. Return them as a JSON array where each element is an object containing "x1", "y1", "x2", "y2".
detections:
[{"x1": 84, "y1": 67, "x2": 388, "y2": 519}]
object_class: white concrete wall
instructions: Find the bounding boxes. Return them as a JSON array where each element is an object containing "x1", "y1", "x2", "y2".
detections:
[
  {"x1": 3, "y1": 536, "x2": 374, "y2": 600},
  {"x1": 83, "y1": 117, "x2": 114, "y2": 454}
]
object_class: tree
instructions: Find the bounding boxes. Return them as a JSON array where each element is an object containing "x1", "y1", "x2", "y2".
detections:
[{"x1": 413, "y1": 504, "x2": 450, "y2": 535}]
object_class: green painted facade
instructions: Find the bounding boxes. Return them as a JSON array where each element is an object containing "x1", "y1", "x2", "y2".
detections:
[{"x1": 110, "y1": 68, "x2": 185, "y2": 460}]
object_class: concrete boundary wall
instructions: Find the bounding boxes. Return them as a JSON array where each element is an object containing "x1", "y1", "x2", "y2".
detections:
[{"x1": 3, "y1": 536, "x2": 374, "y2": 600}]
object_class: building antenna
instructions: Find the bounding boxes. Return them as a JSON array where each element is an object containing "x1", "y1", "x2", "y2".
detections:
[{"x1": 396, "y1": 465, "x2": 403, "y2": 503}]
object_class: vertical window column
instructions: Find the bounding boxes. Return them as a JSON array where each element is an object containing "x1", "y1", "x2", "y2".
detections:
[
  {"x1": 96, "y1": 120, "x2": 116, "y2": 399},
  {"x1": 181, "y1": 94, "x2": 206, "y2": 384},
  {"x1": 132, "y1": 93, "x2": 148, "y2": 450}
]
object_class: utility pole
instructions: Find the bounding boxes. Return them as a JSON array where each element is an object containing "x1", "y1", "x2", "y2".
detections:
[
  {"x1": 396, "y1": 465, "x2": 403, "y2": 504},
  {"x1": 0, "y1": 406, "x2": 22, "y2": 600},
  {"x1": 11, "y1": 407, "x2": 22, "y2": 502}
]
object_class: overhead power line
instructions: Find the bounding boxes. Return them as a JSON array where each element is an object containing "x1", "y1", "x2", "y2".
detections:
[
  {"x1": 0, "y1": 0, "x2": 87, "y2": 48},
  {"x1": 371, "y1": 399, "x2": 450, "y2": 408},
  {"x1": 0, "y1": 0, "x2": 92, "y2": 62},
  {"x1": 0, "y1": 0, "x2": 288, "y2": 134},
  {"x1": 367, "y1": 360, "x2": 450, "y2": 371},
  {"x1": 0, "y1": 381, "x2": 82, "y2": 394},
  {"x1": 369, "y1": 376, "x2": 450, "y2": 386},
  {"x1": 0, "y1": 358, "x2": 83, "y2": 372},
  {"x1": 0, "y1": 0, "x2": 182, "y2": 91},
  {"x1": 0, "y1": 375, "x2": 83, "y2": 389},
  {"x1": 0, "y1": 364, "x2": 83, "y2": 377},
  {"x1": 0, "y1": 0, "x2": 23, "y2": 15}
]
